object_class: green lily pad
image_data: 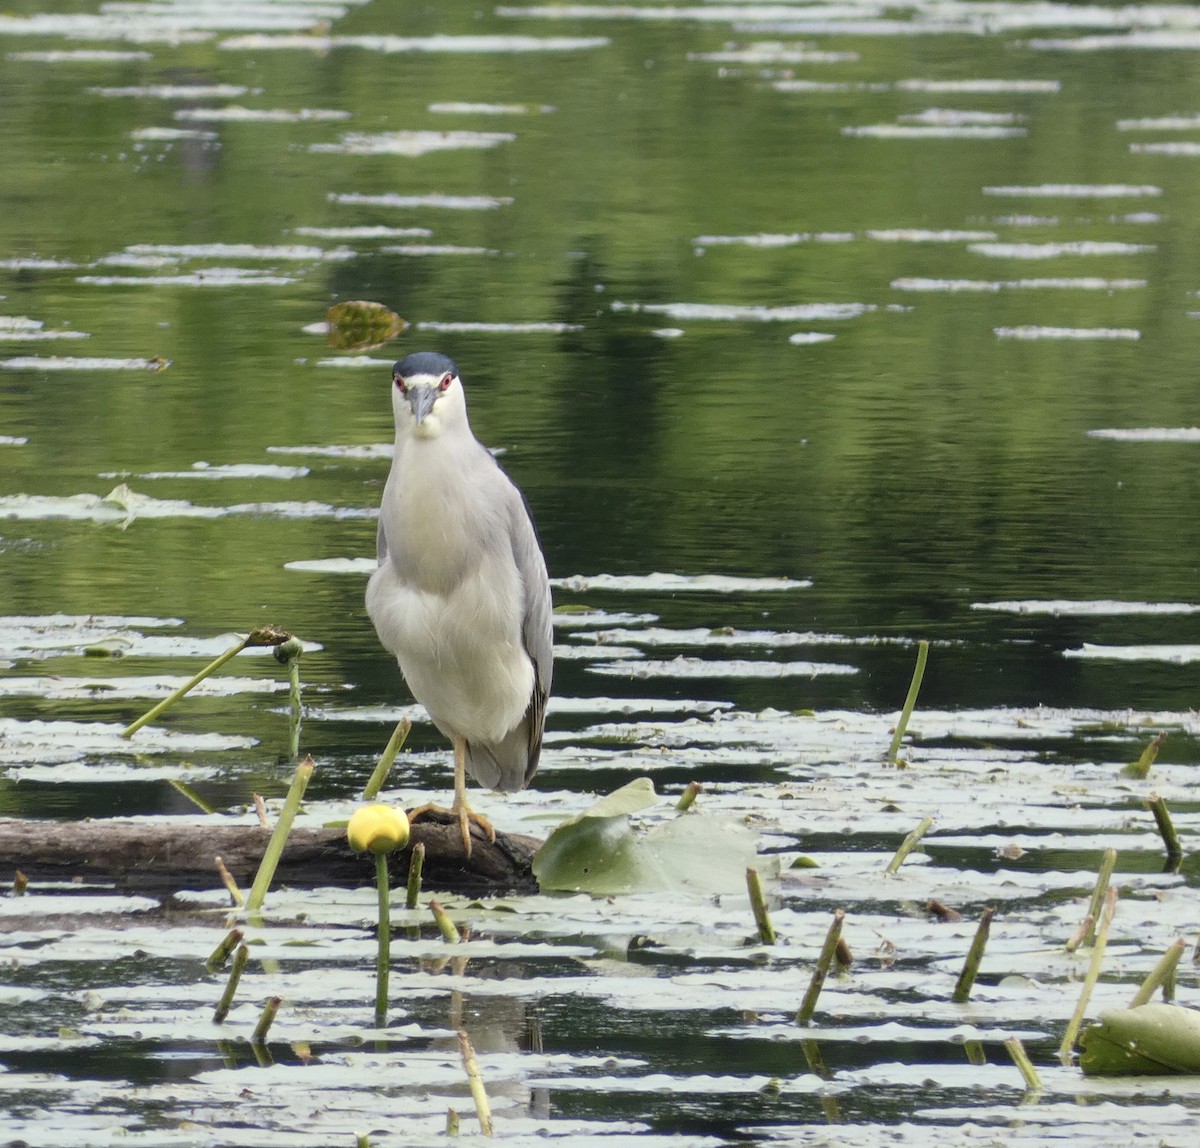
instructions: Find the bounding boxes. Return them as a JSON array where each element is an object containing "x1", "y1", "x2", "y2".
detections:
[
  {"x1": 1080, "y1": 1003, "x2": 1200, "y2": 1075},
  {"x1": 532, "y1": 778, "x2": 759, "y2": 895}
]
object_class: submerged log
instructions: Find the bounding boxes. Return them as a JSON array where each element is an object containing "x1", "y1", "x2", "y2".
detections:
[{"x1": 0, "y1": 813, "x2": 541, "y2": 899}]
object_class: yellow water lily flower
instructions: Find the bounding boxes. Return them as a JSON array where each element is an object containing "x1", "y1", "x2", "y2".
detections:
[{"x1": 347, "y1": 803, "x2": 410, "y2": 855}]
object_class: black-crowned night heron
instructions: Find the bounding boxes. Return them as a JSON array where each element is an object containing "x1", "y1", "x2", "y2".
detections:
[{"x1": 366, "y1": 351, "x2": 553, "y2": 856}]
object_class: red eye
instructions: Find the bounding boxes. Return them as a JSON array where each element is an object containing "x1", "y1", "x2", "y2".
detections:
[
  {"x1": 394, "y1": 376, "x2": 407, "y2": 394},
  {"x1": 438, "y1": 373, "x2": 453, "y2": 393}
]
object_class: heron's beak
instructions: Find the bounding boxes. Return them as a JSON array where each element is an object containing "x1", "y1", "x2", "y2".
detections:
[{"x1": 407, "y1": 384, "x2": 438, "y2": 425}]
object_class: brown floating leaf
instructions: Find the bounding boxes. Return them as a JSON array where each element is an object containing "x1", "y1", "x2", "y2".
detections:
[{"x1": 325, "y1": 300, "x2": 406, "y2": 352}]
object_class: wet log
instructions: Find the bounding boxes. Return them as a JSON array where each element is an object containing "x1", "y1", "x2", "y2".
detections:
[{"x1": 0, "y1": 813, "x2": 541, "y2": 900}]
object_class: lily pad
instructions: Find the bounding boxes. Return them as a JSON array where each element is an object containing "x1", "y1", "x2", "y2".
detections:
[
  {"x1": 1081, "y1": 1004, "x2": 1200, "y2": 1075},
  {"x1": 532, "y1": 778, "x2": 759, "y2": 895}
]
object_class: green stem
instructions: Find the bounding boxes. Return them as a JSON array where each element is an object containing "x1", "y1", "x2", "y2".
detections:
[
  {"x1": 885, "y1": 816, "x2": 934, "y2": 875},
  {"x1": 797, "y1": 909, "x2": 846, "y2": 1025},
  {"x1": 206, "y1": 927, "x2": 244, "y2": 973},
  {"x1": 123, "y1": 636, "x2": 249, "y2": 738},
  {"x1": 1147, "y1": 793, "x2": 1183, "y2": 865},
  {"x1": 1082, "y1": 847, "x2": 1118, "y2": 947},
  {"x1": 746, "y1": 867, "x2": 776, "y2": 945},
  {"x1": 252, "y1": 996, "x2": 282, "y2": 1044},
  {"x1": 430, "y1": 898, "x2": 461, "y2": 944},
  {"x1": 886, "y1": 639, "x2": 929, "y2": 763},
  {"x1": 1129, "y1": 937, "x2": 1188, "y2": 1008},
  {"x1": 458, "y1": 1030, "x2": 494, "y2": 1137},
  {"x1": 364, "y1": 718, "x2": 412, "y2": 800},
  {"x1": 375, "y1": 852, "x2": 391, "y2": 1029},
  {"x1": 213, "y1": 943, "x2": 250, "y2": 1023},
  {"x1": 215, "y1": 856, "x2": 244, "y2": 908},
  {"x1": 1005, "y1": 1036, "x2": 1042, "y2": 1090},
  {"x1": 676, "y1": 781, "x2": 702, "y2": 811},
  {"x1": 245, "y1": 758, "x2": 314, "y2": 914},
  {"x1": 1059, "y1": 885, "x2": 1117, "y2": 1062},
  {"x1": 287, "y1": 652, "x2": 301, "y2": 760},
  {"x1": 168, "y1": 778, "x2": 216, "y2": 814},
  {"x1": 405, "y1": 841, "x2": 425, "y2": 911},
  {"x1": 952, "y1": 906, "x2": 995, "y2": 1002}
]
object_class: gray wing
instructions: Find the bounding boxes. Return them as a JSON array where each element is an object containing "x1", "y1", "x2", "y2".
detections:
[
  {"x1": 510, "y1": 487, "x2": 553, "y2": 785},
  {"x1": 457, "y1": 476, "x2": 553, "y2": 793}
]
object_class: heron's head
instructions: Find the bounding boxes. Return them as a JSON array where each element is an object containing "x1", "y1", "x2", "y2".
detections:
[{"x1": 391, "y1": 351, "x2": 466, "y2": 439}]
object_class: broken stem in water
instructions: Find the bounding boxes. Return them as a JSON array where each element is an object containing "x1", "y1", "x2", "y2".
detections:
[
  {"x1": 1005, "y1": 1036, "x2": 1042, "y2": 1091},
  {"x1": 214, "y1": 856, "x2": 244, "y2": 908},
  {"x1": 886, "y1": 639, "x2": 929, "y2": 763},
  {"x1": 1129, "y1": 937, "x2": 1188, "y2": 1008},
  {"x1": 213, "y1": 943, "x2": 250, "y2": 1024},
  {"x1": 1059, "y1": 885, "x2": 1118, "y2": 1063},
  {"x1": 252, "y1": 996, "x2": 282, "y2": 1044},
  {"x1": 430, "y1": 898, "x2": 461, "y2": 944},
  {"x1": 886, "y1": 816, "x2": 934, "y2": 875},
  {"x1": 122, "y1": 636, "x2": 249, "y2": 738},
  {"x1": 746, "y1": 866, "x2": 776, "y2": 945},
  {"x1": 458, "y1": 1030, "x2": 494, "y2": 1137},
  {"x1": 676, "y1": 781, "x2": 702, "y2": 811},
  {"x1": 205, "y1": 927, "x2": 244, "y2": 973},
  {"x1": 122, "y1": 625, "x2": 294, "y2": 738},
  {"x1": 1147, "y1": 793, "x2": 1183, "y2": 866},
  {"x1": 798, "y1": 909, "x2": 846, "y2": 1025},
  {"x1": 952, "y1": 907, "x2": 995, "y2": 1003},
  {"x1": 1082, "y1": 847, "x2": 1117, "y2": 947},
  {"x1": 245, "y1": 757, "x2": 314, "y2": 914},
  {"x1": 275, "y1": 636, "x2": 304, "y2": 760},
  {"x1": 405, "y1": 841, "x2": 425, "y2": 911},
  {"x1": 364, "y1": 718, "x2": 412, "y2": 800}
]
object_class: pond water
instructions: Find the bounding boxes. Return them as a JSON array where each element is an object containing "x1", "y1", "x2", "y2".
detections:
[{"x1": 2, "y1": 0, "x2": 1200, "y2": 1144}]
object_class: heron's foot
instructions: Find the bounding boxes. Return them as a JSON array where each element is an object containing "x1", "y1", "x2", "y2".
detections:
[{"x1": 407, "y1": 801, "x2": 497, "y2": 858}]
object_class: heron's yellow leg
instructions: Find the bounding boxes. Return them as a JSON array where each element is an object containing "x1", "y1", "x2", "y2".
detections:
[{"x1": 407, "y1": 738, "x2": 496, "y2": 857}]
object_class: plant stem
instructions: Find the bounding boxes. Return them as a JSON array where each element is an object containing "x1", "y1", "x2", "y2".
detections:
[
  {"x1": 952, "y1": 907, "x2": 995, "y2": 1002},
  {"x1": 252, "y1": 996, "x2": 282, "y2": 1044},
  {"x1": 746, "y1": 867, "x2": 776, "y2": 945},
  {"x1": 797, "y1": 909, "x2": 846, "y2": 1025},
  {"x1": 1005, "y1": 1036, "x2": 1042, "y2": 1090},
  {"x1": 1082, "y1": 847, "x2": 1117, "y2": 947},
  {"x1": 1129, "y1": 937, "x2": 1188, "y2": 1008},
  {"x1": 245, "y1": 757, "x2": 314, "y2": 914},
  {"x1": 457, "y1": 1029, "x2": 494, "y2": 1136},
  {"x1": 374, "y1": 852, "x2": 391, "y2": 1029},
  {"x1": 430, "y1": 898, "x2": 461, "y2": 944},
  {"x1": 286, "y1": 650, "x2": 301, "y2": 760},
  {"x1": 168, "y1": 779, "x2": 216, "y2": 814},
  {"x1": 886, "y1": 639, "x2": 929, "y2": 763},
  {"x1": 405, "y1": 841, "x2": 425, "y2": 910},
  {"x1": 214, "y1": 857, "x2": 244, "y2": 908},
  {"x1": 1121, "y1": 731, "x2": 1166, "y2": 779},
  {"x1": 1147, "y1": 793, "x2": 1183, "y2": 866},
  {"x1": 213, "y1": 943, "x2": 250, "y2": 1023},
  {"x1": 1059, "y1": 885, "x2": 1117, "y2": 1063},
  {"x1": 206, "y1": 927, "x2": 244, "y2": 972},
  {"x1": 676, "y1": 781, "x2": 702, "y2": 811},
  {"x1": 122, "y1": 636, "x2": 249, "y2": 738},
  {"x1": 363, "y1": 718, "x2": 411, "y2": 800},
  {"x1": 885, "y1": 816, "x2": 934, "y2": 875}
]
